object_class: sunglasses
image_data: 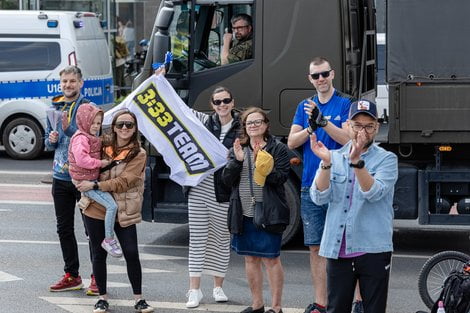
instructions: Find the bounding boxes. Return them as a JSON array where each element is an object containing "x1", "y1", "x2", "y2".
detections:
[
  {"x1": 310, "y1": 69, "x2": 332, "y2": 80},
  {"x1": 212, "y1": 98, "x2": 233, "y2": 106},
  {"x1": 115, "y1": 121, "x2": 135, "y2": 129}
]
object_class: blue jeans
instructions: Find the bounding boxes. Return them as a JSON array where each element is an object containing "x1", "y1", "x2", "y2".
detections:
[
  {"x1": 301, "y1": 188, "x2": 328, "y2": 246},
  {"x1": 84, "y1": 189, "x2": 118, "y2": 239}
]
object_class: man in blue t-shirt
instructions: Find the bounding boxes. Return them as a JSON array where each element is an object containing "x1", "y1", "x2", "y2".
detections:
[{"x1": 287, "y1": 57, "x2": 353, "y2": 313}]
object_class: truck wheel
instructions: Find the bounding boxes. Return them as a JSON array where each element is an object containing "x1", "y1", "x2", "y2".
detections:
[
  {"x1": 2, "y1": 117, "x2": 44, "y2": 160},
  {"x1": 281, "y1": 177, "x2": 301, "y2": 246}
]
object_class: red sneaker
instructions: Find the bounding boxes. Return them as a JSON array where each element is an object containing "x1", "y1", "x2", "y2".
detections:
[
  {"x1": 49, "y1": 273, "x2": 83, "y2": 292},
  {"x1": 86, "y1": 275, "x2": 99, "y2": 296}
]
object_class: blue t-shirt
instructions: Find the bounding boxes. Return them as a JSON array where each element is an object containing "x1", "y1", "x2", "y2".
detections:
[{"x1": 292, "y1": 89, "x2": 352, "y2": 187}]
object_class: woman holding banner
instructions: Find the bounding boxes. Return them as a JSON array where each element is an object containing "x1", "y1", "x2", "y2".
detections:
[{"x1": 185, "y1": 86, "x2": 241, "y2": 308}]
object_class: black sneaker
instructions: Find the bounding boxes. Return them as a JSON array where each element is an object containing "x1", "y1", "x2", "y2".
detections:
[
  {"x1": 134, "y1": 299, "x2": 154, "y2": 313},
  {"x1": 93, "y1": 299, "x2": 109, "y2": 313}
]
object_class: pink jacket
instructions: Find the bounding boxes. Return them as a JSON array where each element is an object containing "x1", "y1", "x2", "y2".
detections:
[{"x1": 68, "y1": 103, "x2": 103, "y2": 181}]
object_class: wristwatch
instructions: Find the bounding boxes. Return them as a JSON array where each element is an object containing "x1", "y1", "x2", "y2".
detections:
[
  {"x1": 349, "y1": 160, "x2": 365, "y2": 169},
  {"x1": 93, "y1": 182, "x2": 99, "y2": 190}
]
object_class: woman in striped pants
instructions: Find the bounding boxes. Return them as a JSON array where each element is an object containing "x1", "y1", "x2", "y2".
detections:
[{"x1": 186, "y1": 86, "x2": 241, "y2": 308}]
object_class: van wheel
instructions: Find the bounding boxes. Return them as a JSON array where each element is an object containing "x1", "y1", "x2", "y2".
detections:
[
  {"x1": 281, "y1": 177, "x2": 301, "y2": 246},
  {"x1": 3, "y1": 117, "x2": 44, "y2": 160}
]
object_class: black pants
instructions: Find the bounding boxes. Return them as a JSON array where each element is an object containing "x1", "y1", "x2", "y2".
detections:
[
  {"x1": 83, "y1": 215, "x2": 142, "y2": 295},
  {"x1": 52, "y1": 178, "x2": 89, "y2": 277},
  {"x1": 326, "y1": 252, "x2": 392, "y2": 313}
]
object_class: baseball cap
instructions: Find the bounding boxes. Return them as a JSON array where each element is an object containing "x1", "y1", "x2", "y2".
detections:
[
  {"x1": 254, "y1": 150, "x2": 274, "y2": 187},
  {"x1": 349, "y1": 100, "x2": 378, "y2": 120}
]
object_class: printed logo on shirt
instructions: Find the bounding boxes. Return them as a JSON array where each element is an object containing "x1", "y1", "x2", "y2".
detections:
[
  {"x1": 133, "y1": 84, "x2": 215, "y2": 174},
  {"x1": 334, "y1": 115, "x2": 341, "y2": 121}
]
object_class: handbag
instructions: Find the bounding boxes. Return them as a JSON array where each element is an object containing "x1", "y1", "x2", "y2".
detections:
[{"x1": 247, "y1": 148, "x2": 285, "y2": 234}]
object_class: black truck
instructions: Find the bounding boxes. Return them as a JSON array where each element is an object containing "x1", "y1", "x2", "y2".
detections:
[{"x1": 134, "y1": 0, "x2": 470, "y2": 245}]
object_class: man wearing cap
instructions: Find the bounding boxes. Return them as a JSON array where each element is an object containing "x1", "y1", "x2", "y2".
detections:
[
  {"x1": 287, "y1": 56, "x2": 353, "y2": 313},
  {"x1": 309, "y1": 100, "x2": 398, "y2": 313}
]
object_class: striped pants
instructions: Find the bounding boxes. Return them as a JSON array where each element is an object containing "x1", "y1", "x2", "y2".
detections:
[{"x1": 187, "y1": 174, "x2": 230, "y2": 277}]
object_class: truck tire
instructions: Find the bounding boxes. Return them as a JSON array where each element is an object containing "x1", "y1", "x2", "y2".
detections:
[
  {"x1": 281, "y1": 177, "x2": 301, "y2": 246},
  {"x1": 2, "y1": 117, "x2": 44, "y2": 160}
]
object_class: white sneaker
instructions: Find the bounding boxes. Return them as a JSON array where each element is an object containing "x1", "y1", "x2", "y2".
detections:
[
  {"x1": 186, "y1": 289, "x2": 203, "y2": 308},
  {"x1": 213, "y1": 286, "x2": 228, "y2": 302}
]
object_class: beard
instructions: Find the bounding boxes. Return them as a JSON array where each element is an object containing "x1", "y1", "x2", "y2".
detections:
[
  {"x1": 363, "y1": 139, "x2": 374, "y2": 149},
  {"x1": 63, "y1": 90, "x2": 79, "y2": 100}
]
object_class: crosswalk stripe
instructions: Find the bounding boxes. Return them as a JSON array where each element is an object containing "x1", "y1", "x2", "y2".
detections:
[
  {"x1": 40, "y1": 296, "x2": 305, "y2": 313},
  {"x1": 0, "y1": 170, "x2": 50, "y2": 175},
  {"x1": 107, "y1": 264, "x2": 172, "y2": 274},
  {"x1": 138, "y1": 252, "x2": 187, "y2": 260},
  {"x1": 0, "y1": 271, "x2": 22, "y2": 282},
  {"x1": 82, "y1": 278, "x2": 130, "y2": 288},
  {"x1": 0, "y1": 200, "x2": 53, "y2": 205}
]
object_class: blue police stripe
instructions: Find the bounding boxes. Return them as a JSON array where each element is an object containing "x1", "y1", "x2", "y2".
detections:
[{"x1": 0, "y1": 78, "x2": 114, "y2": 105}]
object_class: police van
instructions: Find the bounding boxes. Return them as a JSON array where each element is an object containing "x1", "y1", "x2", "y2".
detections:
[{"x1": 0, "y1": 10, "x2": 114, "y2": 159}]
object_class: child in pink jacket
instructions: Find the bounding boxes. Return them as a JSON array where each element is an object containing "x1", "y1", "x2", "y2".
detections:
[{"x1": 68, "y1": 102, "x2": 122, "y2": 258}]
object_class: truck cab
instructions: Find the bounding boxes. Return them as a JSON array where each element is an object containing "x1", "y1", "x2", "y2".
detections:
[{"x1": 137, "y1": 0, "x2": 376, "y2": 244}]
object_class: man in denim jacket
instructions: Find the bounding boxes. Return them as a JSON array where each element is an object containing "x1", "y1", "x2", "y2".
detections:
[{"x1": 309, "y1": 100, "x2": 398, "y2": 313}]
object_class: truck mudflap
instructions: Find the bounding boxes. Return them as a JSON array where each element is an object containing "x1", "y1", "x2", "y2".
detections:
[{"x1": 393, "y1": 164, "x2": 418, "y2": 219}]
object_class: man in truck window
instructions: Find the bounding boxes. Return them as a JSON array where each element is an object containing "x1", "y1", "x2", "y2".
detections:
[
  {"x1": 221, "y1": 13, "x2": 253, "y2": 65},
  {"x1": 287, "y1": 57, "x2": 353, "y2": 313},
  {"x1": 310, "y1": 100, "x2": 398, "y2": 313}
]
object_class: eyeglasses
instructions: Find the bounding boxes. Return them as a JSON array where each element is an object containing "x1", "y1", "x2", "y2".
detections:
[
  {"x1": 232, "y1": 25, "x2": 249, "y2": 31},
  {"x1": 115, "y1": 121, "x2": 135, "y2": 129},
  {"x1": 310, "y1": 69, "x2": 332, "y2": 80},
  {"x1": 212, "y1": 98, "x2": 232, "y2": 106},
  {"x1": 350, "y1": 123, "x2": 376, "y2": 134},
  {"x1": 245, "y1": 119, "x2": 265, "y2": 127}
]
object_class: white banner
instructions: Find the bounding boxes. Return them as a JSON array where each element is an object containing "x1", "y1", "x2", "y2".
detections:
[{"x1": 104, "y1": 74, "x2": 228, "y2": 186}]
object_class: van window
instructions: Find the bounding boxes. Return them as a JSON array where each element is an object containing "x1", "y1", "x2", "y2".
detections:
[
  {"x1": 0, "y1": 42, "x2": 61, "y2": 72},
  {"x1": 74, "y1": 18, "x2": 111, "y2": 76}
]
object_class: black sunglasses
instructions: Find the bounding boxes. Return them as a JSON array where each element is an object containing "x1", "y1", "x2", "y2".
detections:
[
  {"x1": 115, "y1": 121, "x2": 135, "y2": 129},
  {"x1": 310, "y1": 69, "x2": 332, "y2": 80},
  {"x1": 212, "y1": 98, "x2": 232, "y2": 106}
]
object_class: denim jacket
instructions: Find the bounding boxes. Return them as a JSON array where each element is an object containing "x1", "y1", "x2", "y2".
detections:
[
  {"x1": 44, "y1": 94, "x2": 89, "y2": 181},
  {"x1": 310, "y1": 141, "x2": 398, "y2": 259}
]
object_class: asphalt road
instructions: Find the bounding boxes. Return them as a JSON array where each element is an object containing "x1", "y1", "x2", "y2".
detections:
[{"x1": 1, "y1": 150, "x2": 469, "y2": 313}]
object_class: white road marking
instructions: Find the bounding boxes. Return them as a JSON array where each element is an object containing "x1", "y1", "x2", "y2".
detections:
[
  {"x1": 0, "y1": 271, "x2": 23, "y2": 282},
  {"x1": 0, "y1": 209, "x2": 12, "y2": 212},
  {"x1": 0, "y1": 200, "x2": 53, "y2": 205},
  {"x1": 138, "y1": 252, "x2": 187, "y2": 260},
  {"x1": 40, "y1": 296, "x2": 305, "y2": 313},
  {"x1": 107, "y1": 264, "x2": 172, "y2": 274},
  {"x1": 0, "y1": 183, "x2": 51, "y2": 188},
  {"x1": 0, "y1": 239, "x2": 433, "y2": 259},
  {"x1": 82, "y1": 278, "x2": 130, "y2": 288},
  {"x1": 0, "y1": 170, "x2": 50, "y2": 175}
]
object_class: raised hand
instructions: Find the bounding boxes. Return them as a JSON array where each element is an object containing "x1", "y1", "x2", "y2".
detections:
[
  {"x1": 304, "y1": 98, "x2": 317, "y2": 117},
  {"x1": 350, "y1": 129, "x2": 367, "y2": 162},
  {"x1": 310, "y1": 133, "x2": 331, "y2": 164},
  {"x1": 233, "y1": 138, "x2": 244, "y2": 162}
]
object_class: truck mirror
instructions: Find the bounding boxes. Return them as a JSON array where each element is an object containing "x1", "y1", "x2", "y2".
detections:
[{"x1": 212, "y1": 10, "x2": 224, "y2": 29}]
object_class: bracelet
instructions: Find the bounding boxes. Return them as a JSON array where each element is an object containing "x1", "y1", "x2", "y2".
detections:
[
  {"x1": 306, "y1": 126, "x2": 313, "y2": 135},
  {"x1": 320, "y1": 163, "x2": 332, "y2": 170}
]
